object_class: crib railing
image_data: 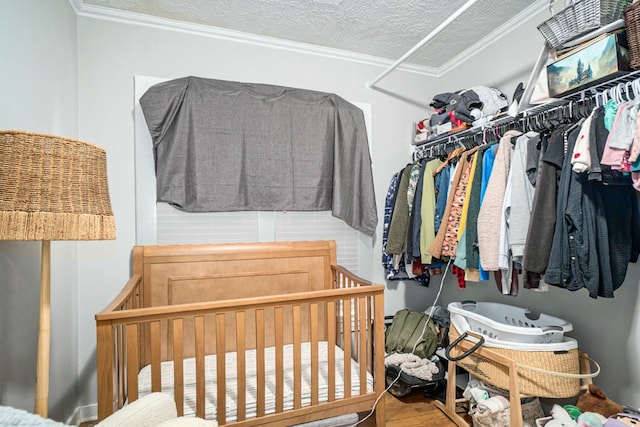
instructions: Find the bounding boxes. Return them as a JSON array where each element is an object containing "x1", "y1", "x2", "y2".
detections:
[
  {"x1": 96, "y1": 274, "x2": 144, "y2": 410},
  {"x1": 96, "y1": 271, "x2": 385, "y2": 426}
]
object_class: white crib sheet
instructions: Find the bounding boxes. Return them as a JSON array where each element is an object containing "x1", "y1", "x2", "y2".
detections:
[{"x1": 137, "y1": 341, "x2": 373, "y2": 422}]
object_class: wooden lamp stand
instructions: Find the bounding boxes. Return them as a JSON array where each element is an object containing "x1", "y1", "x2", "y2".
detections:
[{"x1": 34, "y1": 240, "x2": 51, "y2": 417}]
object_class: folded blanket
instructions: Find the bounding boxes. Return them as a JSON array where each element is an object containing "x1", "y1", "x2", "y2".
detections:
[{"x1": 0, "y1": 405, "x2": 67, "y2": 426}]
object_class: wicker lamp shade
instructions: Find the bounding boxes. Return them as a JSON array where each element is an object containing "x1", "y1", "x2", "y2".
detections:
[{"x1": 0, "y1": 130, "x2": 116, "y2": 241}]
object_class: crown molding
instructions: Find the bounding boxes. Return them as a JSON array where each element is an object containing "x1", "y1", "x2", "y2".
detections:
[
  {"x1": 67, "y1": 0, "x2": 82, "y2": 13},
  {"x1": 67, "y1": 0, "x2": 440, "y2": 77},
  {"x1": 68, "y1": 0, "x2": 546, "y2": 80}
]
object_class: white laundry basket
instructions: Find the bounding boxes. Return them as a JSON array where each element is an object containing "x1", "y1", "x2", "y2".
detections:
[{"x1": 448, "y1": 301, "x2": 573, "y2": 344}]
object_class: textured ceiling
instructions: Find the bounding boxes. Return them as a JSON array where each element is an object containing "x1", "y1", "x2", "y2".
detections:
[{"x1": 80, "y1": 0, "x2": 542, "y2": 70}]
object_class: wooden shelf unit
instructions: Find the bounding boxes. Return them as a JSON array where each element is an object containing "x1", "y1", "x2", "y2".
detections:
[{"x1": 434, "y1": 336, "x2": 594, "y2": 427}]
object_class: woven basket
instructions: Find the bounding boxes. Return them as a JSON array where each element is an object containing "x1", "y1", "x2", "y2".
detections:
[
  {"x1": 0, "y1": 130, "x2": 116, "y2": 241},
  {"x1": 538, "y1": 0, "x2": 632, "y2": 49},
  {"x1": 625, "y1": 1, "x2": 640, "y2": 69},
  {"x1": 446, "y1": 326, "x2": 597, "y2": 398}
]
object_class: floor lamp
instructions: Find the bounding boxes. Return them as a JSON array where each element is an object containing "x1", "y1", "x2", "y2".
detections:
[{"x1": 0, "y1": 130, "x2": 116, "y2": 418}]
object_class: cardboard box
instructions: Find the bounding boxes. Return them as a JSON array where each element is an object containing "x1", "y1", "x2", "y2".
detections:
[{"x1": 547, "y1": 32, "x2": 630, "y2": 98}]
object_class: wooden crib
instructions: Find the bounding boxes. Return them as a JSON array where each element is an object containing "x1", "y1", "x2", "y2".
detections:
[{"x1": 96, "y1": 240, "x2": 386, "y2": 426}]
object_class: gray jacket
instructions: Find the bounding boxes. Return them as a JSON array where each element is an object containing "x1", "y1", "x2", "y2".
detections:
[{"x1": 509, "y1": 132, "x2": 539, "y2": 260}]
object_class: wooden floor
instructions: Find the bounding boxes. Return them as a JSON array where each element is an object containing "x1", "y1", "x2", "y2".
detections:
[
  {"x1": 357, "y1": 390, "x2": 468, "y2": 427},
  {"x1": 81, "y1": 390, "x2": 470, "y2": 426}
]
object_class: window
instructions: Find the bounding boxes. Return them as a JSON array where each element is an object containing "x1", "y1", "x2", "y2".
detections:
[{"x1": 134, "y1": 76, "x2": 372, "y2": 273}]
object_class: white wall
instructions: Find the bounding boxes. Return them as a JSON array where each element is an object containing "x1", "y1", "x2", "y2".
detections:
[{"x1": 0, "y1": 0, "x2": 79, "y2": 421}]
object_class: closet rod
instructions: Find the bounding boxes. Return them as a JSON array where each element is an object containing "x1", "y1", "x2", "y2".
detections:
[
  {"x1": 366, "y1": 0, "x2": 480, "y2": 89},
  {"x1": 412, "y1": 115, "x2": 516, "y2": 160}
]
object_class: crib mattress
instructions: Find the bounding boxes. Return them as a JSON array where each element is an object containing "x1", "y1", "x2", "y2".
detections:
[{"x1": 137, "y1": 341, "x2": 373, "y2": 422}]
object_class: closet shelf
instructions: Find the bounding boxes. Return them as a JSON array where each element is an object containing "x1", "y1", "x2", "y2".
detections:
[
  {"x1": 521, "y1": 68, "x2": 640, "y2": 117},
  {"x1": 412, "y1": 68, "x2": 640, "y2": 161},
  {"x1": 412, "y1": 115, "x2": 516, "y2": 159}
]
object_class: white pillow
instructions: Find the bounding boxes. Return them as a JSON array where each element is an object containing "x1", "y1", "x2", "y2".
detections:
[{"x1": 96, "y1": 393, "x2": 177, "y2": 427}]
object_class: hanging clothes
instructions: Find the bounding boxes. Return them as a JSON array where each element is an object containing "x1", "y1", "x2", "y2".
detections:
[
  {"x1": 433, "y1": 161, "x2": 452, "y2": 234},
  {"x1": 382, "y1": 172, "x2": 411, "y2": 281},
  {"x1": 453, "y1": 150, "x2": 480, "y2": 273},
  {"x1": 589, "y1": 183, "x2": 640, "y2": 297},
  {"x1": 477, "y1": 129, "x2": 521, "y2": 272},
  {"x1": 441, "y1": 146, "x2": 480, "y2": 258},
  {"x1": 544, "y1": 114, "x2": 640, "y2": 298},
  {"x1": 600, "y1": 101, "x2": 631, "y2": 171},
  {"x1": 588, "y1": 106, "x2": 609, "y2": 182},
  {"x1": 394, "y1": 80, "x2": 640, "y2": 298},
  {"x1": 457, "y1": 151, "x2": 480, "y2": 242},
  {"x1": 496, "y1": 131, "x2": 535, "y2": 295},
  {"x1": 382, "y1": 165, "x2": 431, "y2": 286},
  {"x1": 571, "y1": 111, "x2": 594, "y2": 173},
  {"x1": 407, "y1": 159, "x2": 428, "y2": 262},
  {"x1": 418, "y1": 158, "x2": 443, "y2": 265},
  {"x1": 544, "y1": 124, "x2": 586, "y2": 291},
  {"x1": 477, "y1": 143, "x2": 499, "y2": 281},
  {"x1": 509, "y1": 132, "x2": 539, "y2": 262},
  {"x1": 386, "y1": 164, "x2": 414, "y2": 262},
  {"x1": 428, "y1": 150, "x2": 467, "y2": 259},
  {"x1": 629, "y1": 106, "x2": 640, "y2": 163},
  {"x1": 464, "y1": 143, "x2": 495, "y2": 282},
  {"x1": 405, "y1": 162, "x2": 424, "y2": 263},
  {"x1": 522, "y1": 124, "x2": 570, "y2": 288}
]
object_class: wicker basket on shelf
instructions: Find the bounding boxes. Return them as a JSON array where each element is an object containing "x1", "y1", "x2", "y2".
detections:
[
  {"x1": 538, "y1": 0, "x2": 632, "y2": 49},
  {"x1": 625, "y1": 0, "x2": 640, "y2": 69}
]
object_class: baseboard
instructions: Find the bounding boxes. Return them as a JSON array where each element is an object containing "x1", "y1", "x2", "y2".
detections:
[{"x1": 65, "y1": 403, "x2": 97, "y2": 426}]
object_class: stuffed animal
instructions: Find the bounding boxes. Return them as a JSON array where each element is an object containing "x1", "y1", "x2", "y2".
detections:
[
  {"x1": 576, "y1": 412, "x2": 606, "y2": 427},
  {"x1": 545, "y1": 404, "x2": 578, "y2": 427},
  {"x1": 576, "y1": 385, "x2": 625, "y2": 418},
  {"x1": 604, "y1": 413, "x2": 640, "y2": 426},
  {"x1": 542, "y1": 405, "x2": 607, "y2": 427}
]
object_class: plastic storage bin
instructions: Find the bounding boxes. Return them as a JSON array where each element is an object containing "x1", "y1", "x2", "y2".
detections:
[
  {"x1": 448, "y1": 301, "x2": 573, "y2": 344},
  {"x1": 448, "y1": 323, "x2": 579, "y2": 352}
]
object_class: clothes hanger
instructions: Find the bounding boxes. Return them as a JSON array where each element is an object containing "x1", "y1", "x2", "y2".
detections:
[
  {"x1": 547, "y1": 108, "x2": 559, "y2": 126},
  {"x1": 633, "y1": 79, "x2": 640, "y2": 99},
  {"x1": 483, "y1": 124, "x2": 497, "y2": 143},
  {"x1": 482, "y1": 126, "x2": 490, "y2": 145},
  {"x1": 461, "y1": 135, "x2": 473, "y2": 149},
  {"x1": 606, "y1": 87, "x2": 614, "y2": 103},
  {"x1": 596, "y1": 89, "x2": 607, "y2": 108},
  {"x1": 613, "y1": 85, "x2": 623, "y2": 103},
  {"x1": 541, "y1": 110, "x2": 554, "y2": 130},
  {"x1": 625, "y1": 83, "x2": 636, "y2": 104},
  {"x1": 565, "y1": 108, "x2": 576, "y2": 124},
  {"x1": 619, "y1": 84, "x2": 626, "y2": 102},
  {"x1": 624, "y1": 82, "x2": 633, "y2": 102},
  {"x1": 530, "y1": 114, "x2": 540, "y2": 132},
  {"x1": 581, "y1": 88, "x2": 596, "y2": 113},
  {"x1": 451, "y1": 135, "x2": 465, "y2": 150},
  {"x1": 433, "y1": 144, "x2": 463, "y2": 175},
  {"x1": 472, "y1": 132, "x2": 483, "y2": 148},
  {"x1": 609, "y1": 86, "x2": 621, "y2": 104},
  {"x1": 561, "y1": 103, "x2": 576, "y2": 124}
]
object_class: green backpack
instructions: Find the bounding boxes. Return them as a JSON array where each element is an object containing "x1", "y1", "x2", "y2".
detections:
[{"x1": 385, "y1": 309, "x2": 438, "y2": 359}]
